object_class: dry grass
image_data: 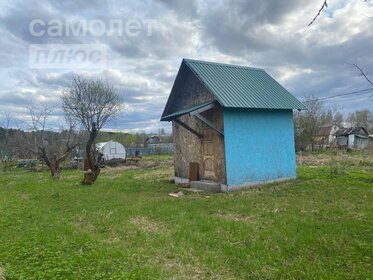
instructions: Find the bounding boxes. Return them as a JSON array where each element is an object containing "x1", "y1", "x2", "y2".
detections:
[
  {"x1": 157, "y1": 257, "x2": 229, "y2": 280},
  {"x1": 216, "y1": 213, "x2": 258, "y2": 223},
  {"x1": 150, "y1": 249, "x2": 237, "y2": 280},
  {"x1": 101, "y1": 231, "x2": 121, "y2": 245},
  {"x1": 297, "y1": 150, "x2": 373, "y2": 168},
  {"x1": 134, "y1": 167, "x2": 173, "y2": 181},
  {"x1": 72, "y1": 209, "x2": 96, "y2": 233},
  {"x1": 129, "y1": 216, "x2": 164, "y2": 233},
  {"x1": 0, "y1": 267, "x2": 5, "y2": 280},
  {"x1": 101, "y1": 157, "x2": 173, "y2": 180}
]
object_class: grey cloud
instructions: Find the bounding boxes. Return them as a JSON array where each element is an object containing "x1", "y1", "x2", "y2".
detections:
[
  {"x1": 0, "y1": 0, "x2": 373, "y2": 132},
  {"x1": 155, "y1": 0, "x2": 198, "y2": 18}
]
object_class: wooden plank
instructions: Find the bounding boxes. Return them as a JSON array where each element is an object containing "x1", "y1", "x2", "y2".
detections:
[
  {"x1": 189, "y1": 102, "x2": 216, "y2": 116},
  {"x1": 189, "y1": 162, "x2": 199, "y2": 181},
  {"x1": 174, "y1": 119, "x2": 203, "y2": 138},
  {"x1": 194, "y1": 113, "x2": 224, "y2": 136}
]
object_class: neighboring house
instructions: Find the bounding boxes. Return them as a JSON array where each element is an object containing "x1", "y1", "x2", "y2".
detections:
[
  {"x1": 144, "y1": 136, "x2": 161, "y2": 147},
  {"x1": 369, "y1": 135, "x2": 373, "y2": 149},
  {"x1": 161, "y1": 59, "x2": 306, "y2": 192},
  {"x1": 314, "y1": 125, "x2": 339, "y2": 148},
  {"x1": 96, "y1": 141, "x2": 126, "y2": 160},
  {"x1": 336, "y1": 127, "x2": 369, "y2": 150}
]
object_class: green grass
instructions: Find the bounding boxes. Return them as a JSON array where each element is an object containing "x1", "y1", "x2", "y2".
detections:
[{"x1": 0, "y1": 157, "x2": 372, "y2": 279}]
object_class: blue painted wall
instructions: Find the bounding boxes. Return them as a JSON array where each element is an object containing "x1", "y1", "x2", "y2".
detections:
[{"x1": 223, "y1": 108, "x2": 296, "y2": 186}]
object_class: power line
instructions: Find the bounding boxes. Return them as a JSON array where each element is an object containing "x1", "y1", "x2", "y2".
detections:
[{"x1": 305, "y1": 88, "x2": 373, "y2": 101}]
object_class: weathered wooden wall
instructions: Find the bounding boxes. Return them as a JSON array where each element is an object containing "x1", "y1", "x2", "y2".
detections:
[
  {"x1": 171, "y1": 66, "x2": 226, "y2": 183},
  {"x1": 172, "y1": 107, "x2": 226, "y2": 184},
  {"x1": 162, "y1": 63, "x2": 215, "y2": 117}
]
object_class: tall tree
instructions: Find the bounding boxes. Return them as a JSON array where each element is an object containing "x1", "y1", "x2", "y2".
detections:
[
  {"x1": 61, "y1": 76, "x2": 122, "y2": 185},
  {"x1": 347, "y1": 109, "x2": 373, "y2": 132}
]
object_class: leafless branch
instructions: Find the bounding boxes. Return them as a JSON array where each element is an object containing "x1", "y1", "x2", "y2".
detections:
[
  {"x1": 308, "y1": 0, "x2": 328, "y2": 26},
  {"x1": 351, "y1": 63, "x2": 373, "y2": 87}
]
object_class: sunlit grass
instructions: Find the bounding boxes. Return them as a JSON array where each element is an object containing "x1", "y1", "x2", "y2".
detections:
[{"x1": 0, "y1": 156, "x2": 372, "y2": 279}]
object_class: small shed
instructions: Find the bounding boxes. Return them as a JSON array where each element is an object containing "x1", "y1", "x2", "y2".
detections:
[
  {"x1": 314, "y1": 125, "x2": 339, "y2": 148},
  {"x1": 96, "y1": 141, "x2": 126, "y2": 160},
  {"x1": 336, "y1": 127, "x2": 369, "y2": 150},
  {"x1": 161, "y1": 59, "x2": 306, "y2": 191}
]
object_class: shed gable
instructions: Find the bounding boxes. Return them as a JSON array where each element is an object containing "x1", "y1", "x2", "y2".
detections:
[{"x1": 161, "y1": 61, "x2": 216, "y2": 120}]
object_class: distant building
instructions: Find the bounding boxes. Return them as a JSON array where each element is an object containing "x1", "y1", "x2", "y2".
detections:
[
  {"x1": 314, "y1": 125, "x2": 339, "y2": 148},
  {"x1": 144, "y1": 136, "x2": 161, "y2": 147},
  {"x1": 161, "y1": 59, "x2": 306, "y2": 191},
  {"x1": 336, "y1": 127, "x2": 369, "y2": 150}
]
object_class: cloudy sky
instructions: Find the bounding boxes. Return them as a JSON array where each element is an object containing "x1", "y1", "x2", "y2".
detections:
[{"x1": 0, "y1": 0, "x2": 373, "y2": 132}]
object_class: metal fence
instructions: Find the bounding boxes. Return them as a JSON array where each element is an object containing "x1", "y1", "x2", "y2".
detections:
[{"x1": 126, "y1": 143, "x2": 173, "y2": 156}]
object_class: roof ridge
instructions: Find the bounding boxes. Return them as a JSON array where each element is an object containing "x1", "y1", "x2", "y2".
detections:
[{"x1": 183, "y1": 58, "x2": 264, "y2": 71}]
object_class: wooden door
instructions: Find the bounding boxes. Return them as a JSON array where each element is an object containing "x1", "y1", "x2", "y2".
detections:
[{"x1": 202, "y1": 124, "x2": 216, "y2": 180}]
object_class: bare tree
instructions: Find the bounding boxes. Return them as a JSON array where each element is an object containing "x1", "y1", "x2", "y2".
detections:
[
  {"x1": 351, "y1": 63, "x2": 373, "y2": 89},
  {"x1": 294, "y1": 96, "x2": 325, "y2": 151},
  {"x1": 0, "y1": 113, "x2": 12, "y2": 147},
  {"x1": 17, "y1": 104, "x2": 78, "y2": 179},
  {"x1": 333, "y1": 111, "x2": 344, "y2": 128},
  {"x1": 347, "y1": 109, "x2": 373, "y2": 133},
  {"x1": 0, "y1": 113, "x2": 14, "y2": 171},
  {"x1": 61, "y1": 76, "x2": 122, "y2": 185}
]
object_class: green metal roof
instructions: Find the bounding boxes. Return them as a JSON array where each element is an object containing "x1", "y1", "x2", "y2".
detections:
[{"x1": 184, "y1": 59, "x2": 307, "y2": 110}]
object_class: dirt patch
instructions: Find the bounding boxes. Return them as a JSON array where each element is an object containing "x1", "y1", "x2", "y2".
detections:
[
  {"x1": 129, "y1": 216, "x2": 163, "y2": 233},
  {"x1": 103, "y1": 165, "x2": 141, "y2": 173}
]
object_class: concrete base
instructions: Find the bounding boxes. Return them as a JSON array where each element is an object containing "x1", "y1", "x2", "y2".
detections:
[
  {"x1": 224, "y1": 177, "x2": 296, "y2": 192},
  {"x1": 175, "y1": 176, "x2": 296, "y2": 193},
  {"x1": 174, "y1": 177, "x2": 189, "y2": 184},
  {"x1": 190, "y1": 180, "x2": 221, "y2": 193}
]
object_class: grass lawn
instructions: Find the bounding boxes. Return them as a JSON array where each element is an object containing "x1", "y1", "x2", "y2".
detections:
[{"x1": 0, "y1": 154, "x2": 372, "y2": 279}]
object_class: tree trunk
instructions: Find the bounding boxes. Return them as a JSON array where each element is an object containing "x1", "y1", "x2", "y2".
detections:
[
  {"x1": 82, "y1": 154, "x2": 100, "y2": 185},
  {"x1": 82, "y1": 125, "x2": 100, "y2": 185},
  {"x1": 49, "y1": 156, "x2": 61, "y2": 179}
]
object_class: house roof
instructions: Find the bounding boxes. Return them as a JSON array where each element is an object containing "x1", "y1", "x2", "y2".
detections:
[
  {"x1": 336, "y1": 127, "x2": 369, "y2": 136},
  {"x1": 315, "y1": 125, "x2": 337, "y2": 137},
  {"x1": 183, "y1": 59, "x2": 307, "y2": 110}
]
